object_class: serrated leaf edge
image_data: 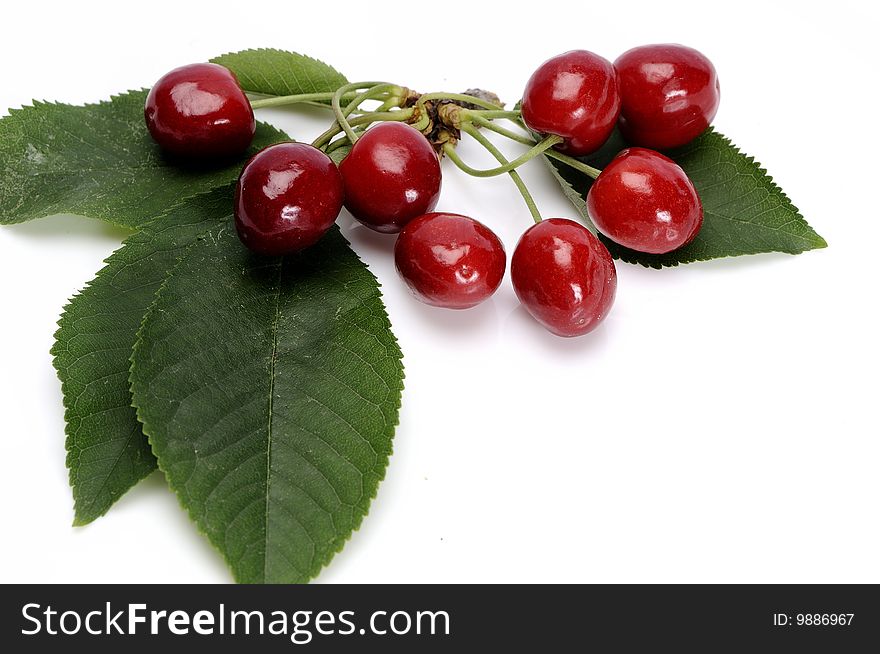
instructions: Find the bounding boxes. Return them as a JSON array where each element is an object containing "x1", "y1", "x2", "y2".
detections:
[
  {"x1": 1, "y1": 90, "x2": 151, "y2": 227},
  {"x1": 49, "y1": 202, "x2": 156, "y2": 525},
  {"x1": 209, "y1": 48, "x2": 348, "y2": 99},
  {"x1": 50, "y1": 279, "x2": 155, "y2": 526},
  {"x1": 545, "y1": 129, "x2": 827, "y2": 268},
  {"x1": 1, "y1": 94, "x2": 284, "y2": 228},
  {"x1": 49, "y1": 186, "x2": 242, "y2": 525},
  {"x1": 128, "y1": 229, "x2": 404, "y2": 584}
]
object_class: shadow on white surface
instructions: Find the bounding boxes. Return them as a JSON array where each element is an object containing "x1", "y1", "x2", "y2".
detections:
[
  {"x1": 340, "y1": 215, "x2": 396, "y2": 257},
  {"x1": 2, "y1": 213, "x2": 131, "y2": 243},
  {"x1": 617, "y1": 249, "x2": 815, "y2": 279},
  {"x1": 402, "y1": 296, "x2": 502, "y2": 339},
  {"x1": 74, "y1": 470, "x2": 233, "y2": 582},
  {"x1": 504, "y1": 303, "x2": 611, "y2": 357}
]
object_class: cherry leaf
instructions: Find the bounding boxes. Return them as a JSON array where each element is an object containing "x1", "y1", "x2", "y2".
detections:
[
  {"x1": 131, "y1": 225, "x2": 404, "y2": 583},
  {"x1": 544, "y1": 127, "x2": 827, "y2": 267}
]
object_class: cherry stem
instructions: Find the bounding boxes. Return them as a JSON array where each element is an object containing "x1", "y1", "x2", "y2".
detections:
[
  {"x1": 373, "y1": 97, "x2": 400, "y2": 113},
  {"x1": 249, "y1": 90, "x2": 363, "y2": 110},
  {"x1": 544, "y1": 150, "x2": 602, "y2": 179},
  {"x1": 312, "y1": 81, "x2": 409, "y2": 149},
  {"x1": 442, "y1": 133, "x2": 562, "y2": 177},
  {"x1": 464, "y1": 112, "x2": 603, "y2": 179},
  {"x1": 312, "y1": 108, "x2": 414, "y2": 149},
  {"x1": 465, "y1": 113, "x2": 533, "y2": 143},
  {"x1": 326, "y1": 130, "x2": 366, "y2": 153},
  {"x1": 456, "y1": 123, "x2": 542, "y2": 224},
  {"x1": 409, "y1": 91, "x2": 506, "y2": 132},
  {"x1": 467, "y1": 109, "x2": 521, "y2": 120},
  {"x1": 331, "y1": 82, "x2": 395, "y2": 144}
]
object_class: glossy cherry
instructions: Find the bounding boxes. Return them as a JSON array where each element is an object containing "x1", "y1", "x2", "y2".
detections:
[
  {"x1": 145, "y1": 63, "x2": 255, "y2": 158},
  {"x1": 587, "y1": 148, "x2": 703, "y2": 254},
  {"x1": 614, "y1": 44, "x2": 720, "y2": 149},
  {"x1": 521, "y1": 50, "x2": 621, "y2": 156},
  {"x1": 511, "y1": 219, "x2": 616, "y2": 337},
  {"x1": 339, "y1": 122, "x2": 442, "y2": 233},
  {"x1": 234, "y1": 142, "x2": 343, "y2": 256},
  {"x1": 395, "y1": 213, "x2": 506, "y2": 309}
]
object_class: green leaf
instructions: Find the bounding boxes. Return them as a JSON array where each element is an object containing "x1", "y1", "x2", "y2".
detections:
[
  {"x1": 544, "y1": 128, "x2": 827, "y2": 267},
  {"x1": 210, "y1": 49, "x2": 348, "y2": 99},
  {"x1": 0, "y1": 91, "x2": 285, "y2": 227},
  {"x1": 130, "y1": 226, "x2": 404, "y2": 583},
  {"x1": 52, "y1": 187, "x2": 238, "y2": 525},
  {"x1": 326, "y1": 144, "x2": 352, "y2": 166},
  {"x1": 43, "y1": 50, "x2": 350, "y2": 523}
]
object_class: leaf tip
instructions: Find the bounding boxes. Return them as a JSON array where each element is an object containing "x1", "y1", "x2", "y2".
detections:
[{"x1": 71, "y1": 514, "x2": 92, "y2": 528}]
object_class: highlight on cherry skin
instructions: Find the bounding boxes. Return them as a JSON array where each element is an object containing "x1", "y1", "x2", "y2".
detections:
[
  {"x1": 511, "y1": 219, "x2": 617, "y2": 337},
  {"x1": 339, "y1": 122, "x2": 442, "y2": 233},
  {"x1": 394, "y1": 212, "x2": 506, "y2": 310},
  {"x1": 144, "y1": 63, "x2": 256, "y2": 158},
  {"x1": 587, "y1": 147, "x2": 703, "y2": 254},
  {"x1": 614, "y1": 43, "x2": 720, "y2": 150},
  {"x1": 234, "y1": 142, "x2": 344, "y2": 256},
  {"x1": 521, "y1": 49, "x2": 621, "y2": 156}
]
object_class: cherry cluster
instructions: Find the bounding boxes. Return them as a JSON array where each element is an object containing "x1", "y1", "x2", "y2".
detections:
[{"x1": 143, "y1": 44, "x2": 720, "y2": 337}]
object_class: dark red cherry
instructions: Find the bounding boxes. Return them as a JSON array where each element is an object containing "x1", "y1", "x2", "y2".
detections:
[
  {"x1": 339, "y1": 122, "x2": 441, "y2": 233},
  {"x1": 234, "y1": 142, "x2": 343, "y2": 256},
  {"x1": 521, "y1": 50, "x2": 621, "y2": 156},
  {"x1": 587, "y1": 148, "x2": 703, "y2": 254},
  {"x1": 145, "y1": 63, "x2": 255, "y2": 158},
  {"x1": 511, "y1": 219, "x2": 616, "y2": 337},
  {"x1": 615, "y1": 44, "x2": 720, "y2": 149},
  {"x1": 394, "y1": 212, "x2": 506, "y2": 309}
]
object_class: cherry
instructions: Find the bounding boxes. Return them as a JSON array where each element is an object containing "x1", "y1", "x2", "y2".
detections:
[
  {"x1": 394, "y1": 212, "x2": 506, "y2": 309},
  {"x1": 521, "y1": 50, "x2": 621, "y2": 156},
  {"x1": 511, "y1": 219, "x2": 616, "y2": 337},
  {"x1": 144, "y1": 63, "x2": 255, "y2": 158},
  {"x1": 587, "y1": 148, "x2": 702, "y2": 254},
  {"x1": 614, "y1": 44, "x2": 720, "y2": 150},
  {"x1": 234, "y1": 142, "x2": 343, "y2": 256},
  {"x1": 339, "y1": 122, "x2": 442, "y2": 233}
]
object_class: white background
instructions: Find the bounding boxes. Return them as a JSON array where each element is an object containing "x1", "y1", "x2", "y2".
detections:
[{"x1": 1, "y1": 0, "x2": 878, "y2": 584}]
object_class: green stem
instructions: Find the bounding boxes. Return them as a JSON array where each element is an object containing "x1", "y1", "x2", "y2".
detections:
[
  {"x1": 441, "y1": 134, "x2": 562, "y2": 177},
  {"x1": 410, "y1": 111, "x2": 431, "y2": 132},
  {"x1": 349, "y1": 109, "x2": 413, "y2": 124},
  {"x1": 373, "y1": 97, "x2": 399, "y2": 113},
  {"x1": 457, "y1": 123, "x2": 542, "y2": 223},
  {"x1": 467, "y1": 109, "x2": 521, "y2": 120},
  {"x1": 313, "y1": 81, "x2": 403, "y2": 149},
  {"x1": 326, "y1": 128, "x2": 367, "y2": 153},
  {"x1": 408, "y1": 91, "x2": 505, "y2": 132},
  {"x1": 312, "y1": 108, "x2": 414, "y2": 149},
  {"x1": 326, "y1": 138, "x2": 351, "y2": 154},
  {"x1": 466, "y1": 112, "x2": 533, "y2": 145},
  {"x1": 544, "y1": 150, "x2": 602, "y2": 179},
  {"x1": 250, "y1": 90, "x2": 361, "y2": 110},
  {"x1": 465, "y1": 112, "x2": 603, "y2": 179},
  {"x1": 331, "y1": 82, "x2": 389, "y2": 144}
]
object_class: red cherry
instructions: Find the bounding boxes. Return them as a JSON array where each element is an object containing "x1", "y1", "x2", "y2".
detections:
[
  {"x1": 395, "y1": 213, "x2": 506, "y2": 309},
  {"x1": 615, "y1": 44, "x2": 720, "y2": 149},
  {"x1": 521, "y1": 50, "x2": 621, "y2": 156},
  {"x1": 234, "y1": 142, "x2": 343, "y2": 256},
  {"x1": 144, "y1": 63, "x2": 255, "y2": 158},
  {"x1": 339, "y1": 122, "x2": 442, "y2": 233},
  {"x1": 511, "y1": 219, "x2": 616, "y2": 337},
  {"x1": 587, "y1": 148, "x2": 703, "y2": 254}
]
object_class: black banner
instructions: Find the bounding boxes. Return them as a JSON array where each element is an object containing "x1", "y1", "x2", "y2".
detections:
[{"x1": 1, "y1": 584, "x2": 877, "y2": 651}]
